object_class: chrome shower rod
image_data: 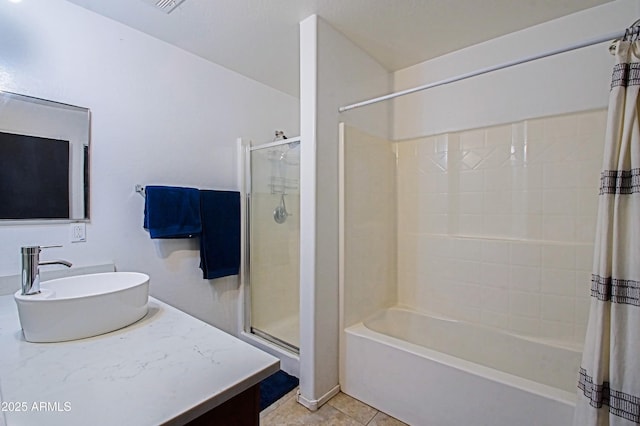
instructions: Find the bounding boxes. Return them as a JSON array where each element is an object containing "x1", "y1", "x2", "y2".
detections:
[{"x1": 338, "y1": 27, "x2": 634, "y2": 113}]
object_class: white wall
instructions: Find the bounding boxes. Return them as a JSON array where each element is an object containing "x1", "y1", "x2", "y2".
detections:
[
  {"x1": 0, "y1": 0, "x2": 298, "y2": 335},
  {"x1": 393, "y1": 0, "x2": 639, "y2": 140},
  {"x1": 299, "y1": 15, "x2": 391, "y2": 408}
]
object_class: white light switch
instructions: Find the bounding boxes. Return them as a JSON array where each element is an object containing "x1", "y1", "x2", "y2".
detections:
[{"x1": 70, "y1": 223, "x2": 86, "y2": 243}]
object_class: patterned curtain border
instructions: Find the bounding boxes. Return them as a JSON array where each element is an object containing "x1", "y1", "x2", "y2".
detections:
[
  {"x1": 611, "y1": 62, "x2": 640, "y2": 89},
  {"x1": 578, "y1": 368, "x2": 640, "y2": 423},
  {"x1": 591, "y1": 274, "x2": 640, "y2": 306},
  {"x1": 599, "y1": 169, "x2": 640, "y2": 195}
]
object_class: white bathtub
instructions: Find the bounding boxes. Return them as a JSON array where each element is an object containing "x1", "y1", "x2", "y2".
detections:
[{"x1": 342, "y1": 307, "x2": 581, "y2": 426}]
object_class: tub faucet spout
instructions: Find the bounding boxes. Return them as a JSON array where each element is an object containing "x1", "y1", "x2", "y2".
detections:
[{"x1": 21, "y1": 246, "x2": 72, "y2": 295}]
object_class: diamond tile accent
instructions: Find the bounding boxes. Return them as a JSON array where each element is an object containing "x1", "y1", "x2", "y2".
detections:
[
  {"x1": 430, "y1": 152, "x2": 448, "y2": 172},
  {"x1": 461, "y1": 150, "x2": 483, "y2": 170},
  {"x1": 394, "y1": 109, "x2": 606, "y2": 343}
]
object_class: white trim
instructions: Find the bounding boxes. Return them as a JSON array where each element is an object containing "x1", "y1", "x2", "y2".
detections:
[
  {"x1": 236, "y1": 137, "x2": 250, "y2": 336},
  {"x1": 296, "y1": 384, "x2": 340, "y2": 411},
  {"x1": 249, "y1": 136, "x2": 301, "y2": 152},
  {"x1": 337, "y1": 123, "x2": 346, "y2": 387},
  {"x1": 298, "y1": 13, "x2": 318, "y2": 404}
]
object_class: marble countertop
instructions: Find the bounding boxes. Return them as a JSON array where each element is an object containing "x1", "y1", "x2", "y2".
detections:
[{"x1": 0, "y1": 294, "x2": 279, "y2": 426}]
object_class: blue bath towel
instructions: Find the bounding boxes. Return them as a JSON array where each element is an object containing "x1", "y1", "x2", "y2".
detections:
[
  {"x1": 199, "y1": 190, "x2": 240, "y2": 279},
  {"x1": 143, "y1": 186, "x2": 202, "y2": 239}
]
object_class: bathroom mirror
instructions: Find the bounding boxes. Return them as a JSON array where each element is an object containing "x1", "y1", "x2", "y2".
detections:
[{"x1": 0, "y1": 91, "x2": 90, "y2": 222}]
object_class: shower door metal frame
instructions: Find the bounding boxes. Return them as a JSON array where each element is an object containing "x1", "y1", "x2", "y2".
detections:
[{"x1": 243, "y1": 136, "x2": 301, "y2": 354}]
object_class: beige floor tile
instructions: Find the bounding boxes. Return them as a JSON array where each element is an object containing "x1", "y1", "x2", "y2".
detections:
[
  {"x1": 260, "y1": 396, "x2": 363, "y2": 426},
  {"x1": 368, "y1": 411, "x2": 409, "y2": 426},
  {"x1": 327, "y1": 392, "x2": 378, "y2": 424},
  {"x1": 260, "y1": 387, "x2": 298, "y2": 419}
]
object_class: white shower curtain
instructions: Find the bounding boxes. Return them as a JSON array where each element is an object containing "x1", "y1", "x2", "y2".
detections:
[{"x1": 573, "y1": 37, "x2": 640, "y2": 425}]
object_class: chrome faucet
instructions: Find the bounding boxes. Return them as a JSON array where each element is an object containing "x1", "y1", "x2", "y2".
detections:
[{"x1": 21, "y1": 246, "x2": 72, "y2": 295}]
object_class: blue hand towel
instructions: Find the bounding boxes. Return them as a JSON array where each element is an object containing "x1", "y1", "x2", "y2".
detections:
[
  {"x1": 143, "y1": 186, "x2": 202, "y2": 239},
  {"x1": 199, "y1": 190, "x2": 240, "y2": 280}
]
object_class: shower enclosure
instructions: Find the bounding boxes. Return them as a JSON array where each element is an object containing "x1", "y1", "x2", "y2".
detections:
[
  {"x1": 339, "y1": 109, "x2": 606, "y2": 424},
  {"x1": 243, "y1": 136, "x2": 300, "y2": 353}
]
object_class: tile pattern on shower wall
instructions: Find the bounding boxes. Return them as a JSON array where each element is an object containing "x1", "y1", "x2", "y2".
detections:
[{"x1": 396, "y1": 109, "x2": 606, "y2": 343}]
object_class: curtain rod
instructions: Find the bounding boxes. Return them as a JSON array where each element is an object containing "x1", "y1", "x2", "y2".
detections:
[{"x1": 338, "y1": 28, "x2": 632, "y2": 113}]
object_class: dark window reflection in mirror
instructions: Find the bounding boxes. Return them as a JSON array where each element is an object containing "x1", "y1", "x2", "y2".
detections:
[{"x1": 0, "y1": 91, "x2": 90, "y2": 222}]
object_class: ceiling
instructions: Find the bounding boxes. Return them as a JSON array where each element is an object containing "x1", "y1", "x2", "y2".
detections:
[{"x1": 65, "y1": 0, "x2": 613, "y2": 97}]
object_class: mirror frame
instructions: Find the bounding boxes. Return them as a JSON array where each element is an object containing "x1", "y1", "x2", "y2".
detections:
[{"x1": 0, "y1": 91, "x2": 90, "y2": 224}]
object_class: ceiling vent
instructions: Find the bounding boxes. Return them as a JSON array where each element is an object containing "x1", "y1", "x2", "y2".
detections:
[{"x1": 142, "y1": 0, "x2": 186, "y2": 14}]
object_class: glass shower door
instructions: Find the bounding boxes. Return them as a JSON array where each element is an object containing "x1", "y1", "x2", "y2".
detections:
[{"x1": 247, "y1": 139, "x2": 300, "y2": 352}]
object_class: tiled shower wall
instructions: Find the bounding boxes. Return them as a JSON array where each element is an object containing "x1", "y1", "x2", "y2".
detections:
[
  {"x1": 395, "y1": 109, "x2": 607, "y2": 343},
  {"x1": 342, "y1": 125, "x2": 397, "y2": 328}
]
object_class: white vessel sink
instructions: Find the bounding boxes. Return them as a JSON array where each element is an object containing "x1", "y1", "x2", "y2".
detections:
[{"x1": 14, "y1": 272, "x2": 149, "y2": 343}]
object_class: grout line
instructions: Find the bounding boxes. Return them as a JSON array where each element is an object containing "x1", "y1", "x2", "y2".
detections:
[
  {"x1": 327, "y1": 393, "x2": 379, "y2": 425},
  {"x1": 400, "y1": 232, "x2": 595, "y2": 246},
  {"x1": 365, "y1": 412, "x2": 373, "y2": 425}
]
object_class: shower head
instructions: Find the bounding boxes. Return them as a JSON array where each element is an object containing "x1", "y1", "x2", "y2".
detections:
[{"x1": 274, "y1": 130, "x2": 287, "y2": 141}]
